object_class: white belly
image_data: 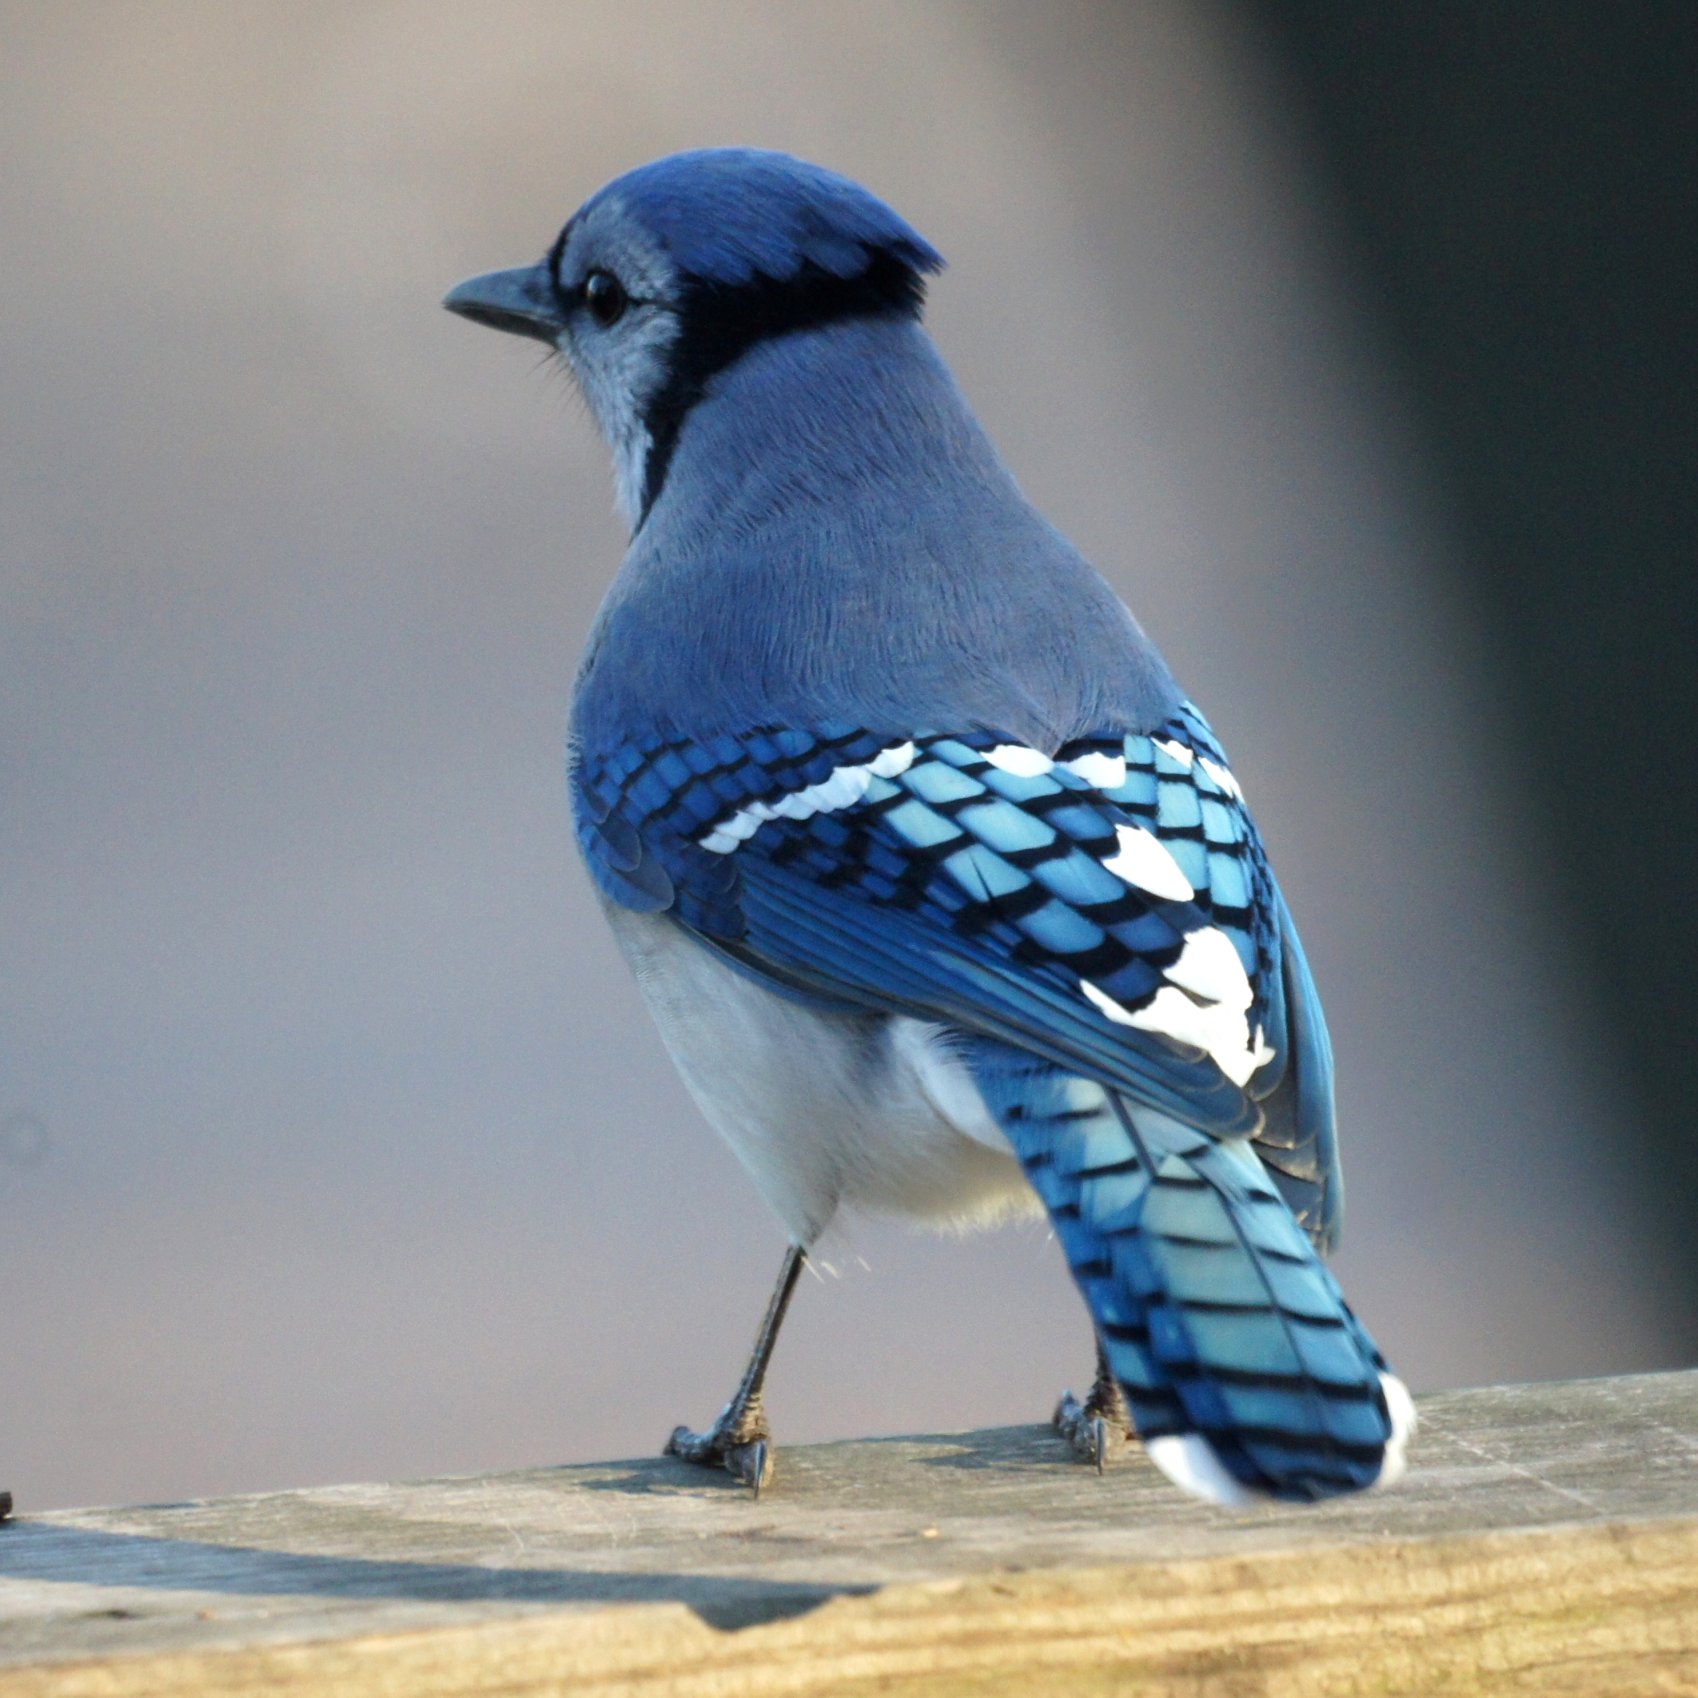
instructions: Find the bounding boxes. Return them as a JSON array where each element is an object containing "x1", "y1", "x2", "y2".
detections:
[{"x1": 606, "y1": 906, "x2": 1041, "y2": 1245}]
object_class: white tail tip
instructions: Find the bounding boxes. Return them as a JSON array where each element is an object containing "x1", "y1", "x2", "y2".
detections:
[
  {"x1": 1146, "y1": 1371, "x2": 1416, "y2": 1506},
  {"x1": 1373, "y1": 1372, "x2": 1418, "y2": 1490},
  {"x1": 1145, "y1": 1433, "x2": 1258, "y2": 1508}
]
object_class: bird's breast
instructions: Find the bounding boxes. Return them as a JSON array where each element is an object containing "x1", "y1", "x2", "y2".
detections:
[{"x1": 604, "y1": 904, "x2": 1041, "y2": 1244}]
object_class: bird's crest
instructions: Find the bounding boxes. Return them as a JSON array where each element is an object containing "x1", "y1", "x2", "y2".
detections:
[{"x1": 580, "y1": 148, "x2": 944, "y2": 295}]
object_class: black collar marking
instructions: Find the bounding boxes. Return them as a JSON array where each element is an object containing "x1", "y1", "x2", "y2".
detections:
[{"x1": 635, "y1": 252, "x2": 927, "y2": 530}]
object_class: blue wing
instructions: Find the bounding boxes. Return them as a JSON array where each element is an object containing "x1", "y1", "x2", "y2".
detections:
[
  {"x1": 573, "y1": 708, "x2": 1410, "y2": 1503},
  {"x1": 572, "y1": 705, "x2": 1337, "y2": 1198}
]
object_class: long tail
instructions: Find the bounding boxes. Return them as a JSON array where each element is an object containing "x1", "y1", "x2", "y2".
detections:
[{"x1": 971, "y1": 1045, "x2": 1414, "y2": 1504}]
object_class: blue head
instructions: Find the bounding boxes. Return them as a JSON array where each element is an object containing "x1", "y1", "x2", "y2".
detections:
[{"x1": 445, "y1": 148, "x2": 944, "y2": 526}]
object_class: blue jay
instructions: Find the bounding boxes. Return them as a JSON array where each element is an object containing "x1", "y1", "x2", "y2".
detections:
[{"x1": 445, "y1": 148, "x2": 1412, "y2": 1505}]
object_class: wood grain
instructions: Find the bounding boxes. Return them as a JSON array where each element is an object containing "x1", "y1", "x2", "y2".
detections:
[{"x1": 3, "y1": 1371, "x2": 1696, "y2": 1695}]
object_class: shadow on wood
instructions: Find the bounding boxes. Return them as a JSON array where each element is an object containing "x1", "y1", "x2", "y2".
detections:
[{"x1": 2, "y1": 1371, "x2": 1695, "y2": 1695}]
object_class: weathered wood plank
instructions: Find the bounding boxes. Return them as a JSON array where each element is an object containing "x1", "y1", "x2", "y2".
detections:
[{"x1": 2, "y1": 1371, "x2": 1696, "y2": 1695}]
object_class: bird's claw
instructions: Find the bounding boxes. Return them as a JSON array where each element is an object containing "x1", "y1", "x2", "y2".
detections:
[
  {"x1": 733, "y1": 1437, "x2": 771, "y2": 1497},
  {"x1": 1054, "y1": 1387, "x2": 1133, "y2": 1472},
  {"x1": 665, "y1": 1419, "x2": 775, "y2": 1494}
]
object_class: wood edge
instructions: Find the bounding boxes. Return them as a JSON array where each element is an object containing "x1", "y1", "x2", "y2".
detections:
[{"x1": 5, "y1": 1514, "x2": 1697, "y2": 1698}]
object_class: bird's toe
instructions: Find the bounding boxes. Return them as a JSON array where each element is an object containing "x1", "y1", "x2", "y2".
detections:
[
  {"x1": 1054, "y1": 1386, "x2": 1134, "y2": 1470},
  {"x1": 664, "y1": 1416, "x2": 775, "y2": 1494}
]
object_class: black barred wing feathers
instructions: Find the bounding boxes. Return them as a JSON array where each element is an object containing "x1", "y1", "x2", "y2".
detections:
[{"x1": 572, "y1": 706, "x2": 1339, "y2": 1234}]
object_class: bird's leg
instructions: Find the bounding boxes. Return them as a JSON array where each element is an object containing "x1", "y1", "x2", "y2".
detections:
[
  {"x1": 1054, "y1": 1337, "x2": 1135, "y2": 1472},
  {"x1": 665, "y1": 1241, "x2": 805, "y2": 1495}
]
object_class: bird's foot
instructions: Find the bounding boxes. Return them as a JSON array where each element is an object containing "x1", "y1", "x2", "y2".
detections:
[
  {"x1": 1054, "y1": 1378, "x2": 1135, "y2": 1473},
  {"x1": 665, "y1": 1402, "x2": 775, "y2": 1495}
]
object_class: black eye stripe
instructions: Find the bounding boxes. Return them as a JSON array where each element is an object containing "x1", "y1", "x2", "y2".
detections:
[
  {"x1": 545, "y1": 219, "x2": 574, "y2": 300},
  {"x1": 544, "y1": 226, "x2": 646, "y2": 324}
]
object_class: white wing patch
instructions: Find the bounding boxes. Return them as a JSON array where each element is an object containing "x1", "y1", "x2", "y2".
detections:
[
  {"x1": 1059, "y1": 749, "x2": 1128, "y2": 790},
  {"x1": 1101, "y1": 823, "x2": 1195, "y2": 903},
  {"x1": 696, "y1": 724, "x2": 1274, "y2": 1091},
  {"x1": 1161, "y1": 926, "x2": 1249, "y2": 1005},
  {"x1": 1082, "y1": 925, "x2": 1274, "y2": 1088},
  {"x1": 983, "y1": 744, "x2": 1054, "y2": 777},
  {"x1": 1198, "y1": 755, "x2": 1243, "y2": 799},
  {"x1": 698, "y1": 741, "x2": 916, "y2": 854}
]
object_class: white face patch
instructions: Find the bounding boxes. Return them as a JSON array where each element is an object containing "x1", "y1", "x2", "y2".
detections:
[
  {"x1": 983, "y1": 744, "x2": 1054, "y2": 778},
  {"x1": 554, "y1": 204, "x2": 685, "y2": 531},
  {"x1": 1101, "y1": 824, "x2": 1195, "y2": 903},
  {"x1": 1059, "y1": 749, "x2": 1127, "y2": 790},
  {"x1": 699, "y1": 742, "x2": 917, "y2": 854},
  {"x1": 563, "y1": 311, "x2": 678, "y2": 529},
  {"x1": 1082, "y1": 923, "x2": 1274, "y2": 1088}
]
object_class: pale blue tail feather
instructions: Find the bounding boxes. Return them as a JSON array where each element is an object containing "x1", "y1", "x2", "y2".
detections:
[{"x1": 970, "y1": 1041, "x2": 1409, "y2": 1502}]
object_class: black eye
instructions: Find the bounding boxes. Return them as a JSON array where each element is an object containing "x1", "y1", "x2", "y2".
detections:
[{"x1": 583, "y1": 269, "x2": 627, "y2": 328}]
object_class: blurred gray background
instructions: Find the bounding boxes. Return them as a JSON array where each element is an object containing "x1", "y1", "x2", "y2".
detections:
[{"x1": 3, "y1": 1, "x2": 1689, "y2": 1512}]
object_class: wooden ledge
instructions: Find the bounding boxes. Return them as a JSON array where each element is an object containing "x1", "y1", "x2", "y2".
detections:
[{"x1": 2, "y1": 1371, "x2": 1696, "y2": 1695}]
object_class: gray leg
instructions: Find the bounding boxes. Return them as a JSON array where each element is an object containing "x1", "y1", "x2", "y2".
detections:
[
  {"x1": 665, "y1": 1242, "x2": 805, "y2": 1495},
  {"x1": 1053, "y1": 1338, "x2": 1135, "y2": 1473}
]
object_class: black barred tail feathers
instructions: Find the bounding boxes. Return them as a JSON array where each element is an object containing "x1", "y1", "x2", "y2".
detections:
[{"x1": 971, "y1": 1043, "x2": 1413, "y2": 1504}]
